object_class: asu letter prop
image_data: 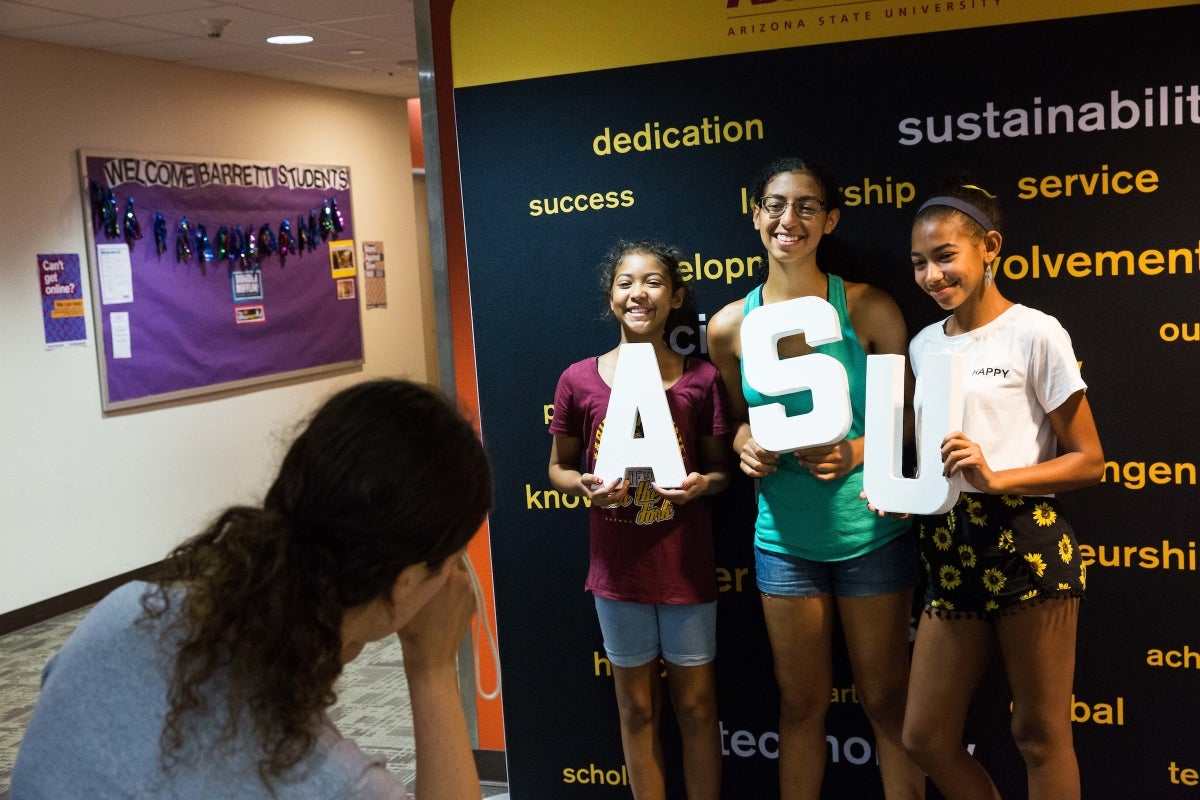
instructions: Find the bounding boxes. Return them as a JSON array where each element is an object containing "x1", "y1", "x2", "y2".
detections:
[
  {"x1": 741, "y1": 296, "x2": 852, "y2": 452},
  {"x1": 740, "y1": 299, "x2": 965, "y2": 515},
  {"x1": 863, "y1": 353, "x2": 965, "y2": 515},
  {"x1": 592, "y1": 342, "x2": 688, "y2": 488}
]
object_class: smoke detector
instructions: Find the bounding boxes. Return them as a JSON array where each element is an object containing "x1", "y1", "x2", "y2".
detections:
[{"x1": 199, "y1": 18, "x2": 231, "y2": 39}]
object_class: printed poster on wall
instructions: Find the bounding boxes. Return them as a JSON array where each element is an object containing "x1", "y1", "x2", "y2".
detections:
[
  {"x1": 363, "y1": 241, "x2": 387, "y2": 309},
  {"x1": 38, "y1": 253, "x2": 86, "y2": 349}
]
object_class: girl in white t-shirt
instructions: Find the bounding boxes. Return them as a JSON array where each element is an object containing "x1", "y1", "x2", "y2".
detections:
[{"x1": 901, "y1": 181, "x2": 1104, "y2": 800}]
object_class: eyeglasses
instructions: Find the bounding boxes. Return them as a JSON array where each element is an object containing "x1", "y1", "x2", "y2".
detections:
[{"x1": 756, "y1": 196, "x2": 827, "y2": 220}]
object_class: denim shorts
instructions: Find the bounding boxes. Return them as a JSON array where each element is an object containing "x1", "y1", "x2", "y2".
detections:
[
  {"x1": 754, "y1": 533, "x2": 918, "y2": 598},
  {"x1": 593, "y1": 596, "x2": 717, "y2": 668}
]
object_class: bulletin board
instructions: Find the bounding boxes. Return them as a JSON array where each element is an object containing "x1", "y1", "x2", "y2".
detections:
[{"x1": 79, "y1": 150, "x2": 363, "y2": 411}]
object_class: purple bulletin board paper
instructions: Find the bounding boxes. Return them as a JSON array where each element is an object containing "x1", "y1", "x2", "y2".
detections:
[
  {"x1": 38, "y1": 253, "x2": 87, "y2": 349},
  {"x1": 79, "y1": 151, "x2": 363, "y2": 410}
]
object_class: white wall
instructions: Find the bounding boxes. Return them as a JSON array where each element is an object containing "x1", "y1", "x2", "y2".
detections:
[{"x1": 0, "y1": 37, "x2": 432, "y2": 614}]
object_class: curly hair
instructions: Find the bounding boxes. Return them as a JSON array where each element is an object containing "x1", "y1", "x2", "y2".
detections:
[
  {"x1": 140, "y1": 379, "x2": 492, "y2": 786},
  {"x1": 598, "y1": 238, "x2": 698, "y2": 343}
]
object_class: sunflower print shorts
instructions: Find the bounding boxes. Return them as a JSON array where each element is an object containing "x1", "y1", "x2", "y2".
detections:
[{"x1": 916, "y1": 492, "x2": 1085, "y2": 619}]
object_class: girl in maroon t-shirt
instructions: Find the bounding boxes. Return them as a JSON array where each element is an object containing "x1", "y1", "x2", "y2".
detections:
[{"x1": 549, "y1": 240, "x2": 731, "y2": 800}]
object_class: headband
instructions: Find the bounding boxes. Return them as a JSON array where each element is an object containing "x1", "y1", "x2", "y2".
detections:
[{"x1": 916, "y1": 196, "x2": 996, "y2": 233}]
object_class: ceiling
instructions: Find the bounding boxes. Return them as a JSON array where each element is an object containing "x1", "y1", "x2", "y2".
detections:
[{"x1": 0, "y1": 0, "x2": 421, "y2": 97}]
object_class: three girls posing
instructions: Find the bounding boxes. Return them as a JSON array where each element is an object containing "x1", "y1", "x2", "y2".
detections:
[{"x1": 549, "y1": 168, "x2": 1102, "y2": 800}]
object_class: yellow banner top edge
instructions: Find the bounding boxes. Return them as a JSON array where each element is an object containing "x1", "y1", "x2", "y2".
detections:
[{"x1": 449, "y1": 0, "x2": 1194, "y2": 88}]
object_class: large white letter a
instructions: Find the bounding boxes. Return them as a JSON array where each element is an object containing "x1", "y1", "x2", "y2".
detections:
[{"x1": 592, "y1": 343, "x2": 688, "y2": 488}]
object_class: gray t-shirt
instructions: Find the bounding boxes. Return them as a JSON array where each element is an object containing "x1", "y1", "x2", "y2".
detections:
[{"x1": 12, "y1": 581, "x2": 405, "y2": 799}]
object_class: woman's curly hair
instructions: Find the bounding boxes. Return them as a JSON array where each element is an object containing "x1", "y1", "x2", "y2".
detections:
[{"x1": 140, "y1": 379, "x2": 492, "y2": 786}]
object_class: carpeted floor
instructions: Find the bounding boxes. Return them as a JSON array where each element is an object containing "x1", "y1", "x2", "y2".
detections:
[
  {"x1": 0, "y1": 606, "x2": 92, "y2": 799},
  {"x1": 0, "y1": 604, "x2": 507, "y2": 798}
]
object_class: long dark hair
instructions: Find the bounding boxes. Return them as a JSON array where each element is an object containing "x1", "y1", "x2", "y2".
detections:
[{"x1": 141, "y1": 379, "x2": 492, "y2": 784}]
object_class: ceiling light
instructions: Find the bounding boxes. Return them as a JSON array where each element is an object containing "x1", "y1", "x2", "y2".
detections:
[
  {"x1": 267, "y1": 34, "x2": 313, "y2": 45},
  {"x1": 348, "y1": 49, "x2": 367, "y2": 56}
]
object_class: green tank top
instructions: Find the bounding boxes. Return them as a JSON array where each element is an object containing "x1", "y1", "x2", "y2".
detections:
[{"x1": 741, "y1": 274, "x2": 909, "y2": 561}]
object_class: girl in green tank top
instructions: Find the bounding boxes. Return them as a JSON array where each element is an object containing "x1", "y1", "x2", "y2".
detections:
[{"x1": 707, "y1": 158, "x2": 925, "y2": 800}]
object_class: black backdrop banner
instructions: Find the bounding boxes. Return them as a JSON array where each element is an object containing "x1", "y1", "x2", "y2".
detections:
[{"x1": 441, "y1": 2, "x2": 1200, "y2": 796}]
